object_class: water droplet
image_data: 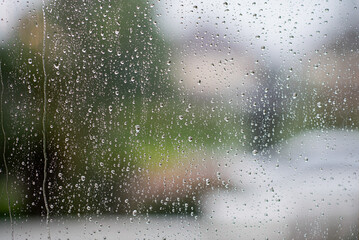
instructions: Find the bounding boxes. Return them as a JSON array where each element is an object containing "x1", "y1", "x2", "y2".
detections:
[
  {"x1": 81, "y1": 176, "x2": 86, "y2": 181},
  {"x1": 252, "y1": 149, "x2": 258, "y2": 156},
  {"x1": 54, "y1": 62, "x2": 60, "y2": 70},
  {"x1": 179, "y1": 115, "x2": 183, "y2": 120},
  {"x1": 188, "y1": 136, "x2": 193, "y2": 142},
  {"x1": 28, "y1": 58, "x2": 33, "y2": 64},
  {"x1": 132, "y1": 210, "x2": 137, "y2": 216},
  {"x1": 205, "y1": 179, "x2": 210, "y2": 186},
  {"x1": 135, "y1": 125, "x2": 140, "y2": 133}
]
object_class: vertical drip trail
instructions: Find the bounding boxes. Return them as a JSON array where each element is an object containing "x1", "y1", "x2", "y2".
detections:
[
  {"x1": 1, "y1": 62, "x2": 14, "y2": 239},
  {"x1": 41, "y1": 1, "x2": 51, "y2": 239}
]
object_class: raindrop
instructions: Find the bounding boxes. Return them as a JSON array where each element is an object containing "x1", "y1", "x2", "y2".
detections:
[
  {"x1": 135, "y1": 125, "x2": 140, "y2": 133},
  {"x1": 53, "y1": 62, "x2": 60, "y2": 70},
  {"x1": 206, "y1": 179, "x2": 210, "y2": 186}
]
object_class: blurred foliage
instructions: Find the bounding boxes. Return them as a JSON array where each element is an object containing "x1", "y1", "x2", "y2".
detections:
[{"x1": 0, "y1": 0, "x2": 245, "y2": 218}]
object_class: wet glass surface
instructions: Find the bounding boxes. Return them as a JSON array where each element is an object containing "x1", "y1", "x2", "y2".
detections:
[{"x1": 0, "y1": 0, "x2": 358, "y2": 239}]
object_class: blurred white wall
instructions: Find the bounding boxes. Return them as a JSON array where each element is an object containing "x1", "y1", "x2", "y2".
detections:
[{"x1": 202, "y1": 130, "x2": 359, "y2": 239}]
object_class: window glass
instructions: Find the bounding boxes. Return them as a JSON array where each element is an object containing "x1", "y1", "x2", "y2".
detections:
[{"x1": 0, "y1": 0, "x2": 358, "y2": 239}]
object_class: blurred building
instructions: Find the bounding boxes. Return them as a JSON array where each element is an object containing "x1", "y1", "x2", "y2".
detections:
[
  {"x1": 305, "y1": 30, "x2": 359, "y2": 108},
  {"x1": 172, "y1": 29, "x2": 258, "y2": 105}
]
